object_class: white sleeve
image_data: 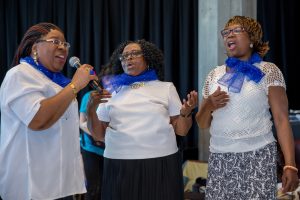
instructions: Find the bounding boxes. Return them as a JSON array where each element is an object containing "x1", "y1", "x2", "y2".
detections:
[
  {"x1": 261, "y1": 62, "x2": 286, "y2": 95},
  {"x1": 1, "y1": 68, "x2": 45, "y2": 126},
  {"x1": 168, "y1": 83, "x2": 182, "y2": 116},
  {"x1": 96, "y1": 103, "x2": 110, "y2": 122},
  {"x1": 202, "y1": 69, "x2": 215, "y2": 99}
]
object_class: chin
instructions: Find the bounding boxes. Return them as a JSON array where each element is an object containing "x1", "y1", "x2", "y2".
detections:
[
  {"x1": 126, "y1": 71, "x2": 138, "y2": 76},
  {"x1": 54, "y1": 66, "x2": 65, "y2": 72}
]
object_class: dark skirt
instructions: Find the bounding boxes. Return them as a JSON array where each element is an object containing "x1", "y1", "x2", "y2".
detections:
[
  {"x1": 205, "y1": 142, "x2": 277, "y2": 200},
  {"x1": 101, "y1": 151, "x2": 184, "y2": 200},
  {"x1": 81, "y1": 148, "x2": 104, "y2": 199}
]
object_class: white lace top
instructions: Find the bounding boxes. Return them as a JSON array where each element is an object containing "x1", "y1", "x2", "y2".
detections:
[{"x1": 203, "y1": 61, "x2": 286, "y2": 153}]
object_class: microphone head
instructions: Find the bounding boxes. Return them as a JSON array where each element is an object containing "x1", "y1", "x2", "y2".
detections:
[{"x1": 69, "y1": 56, "x2": 81, "y2": 68}]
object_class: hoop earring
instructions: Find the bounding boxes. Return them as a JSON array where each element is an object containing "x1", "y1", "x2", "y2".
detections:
[
  {"x1": 250, "y1": 43, "x2": 254, "y2": 48},
  {"x1": 33, "y1": 51, "x2": 38, "y2": 65}
]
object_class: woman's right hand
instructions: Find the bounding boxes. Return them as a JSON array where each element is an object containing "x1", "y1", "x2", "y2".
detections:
[
  {"x1": 71, "y1": 64, "x2": 98, "y2": 91},
  {"x1": 196, "y1": 86, "x2": 229, "y2": 129},
  {"x1": 206, "y1": 86, "x2": 229, "y2": 112},
  {"x1": 87, "y1": 90, "x2": 112, "y2": 111}
]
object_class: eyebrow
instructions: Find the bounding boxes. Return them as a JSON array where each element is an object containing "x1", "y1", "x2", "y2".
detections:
[
  {"x1": 123, "y1": 50, "x2": 142, "y2": 53},
  {"x1": 47, "y1": 37, "x2": 67, "y2": 41}
]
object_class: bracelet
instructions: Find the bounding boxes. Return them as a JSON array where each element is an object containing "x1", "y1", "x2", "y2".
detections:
[
  {"x1": 180, "y1": 110, "x2": 193, "y2": 118},
  {"x1": 69, "y1": 83, "x2": 77, "y2": 97},
  {"x1": 283, "y1": 165, "x2": 298, "y2": 172}
]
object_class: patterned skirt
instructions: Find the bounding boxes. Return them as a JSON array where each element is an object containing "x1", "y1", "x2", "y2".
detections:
[
  {"x1": 101, "y1": 151, "x2": 184, "y2": 200},
  {"x1": 205, "y1": 142, "x2": 277, "y2": 200}
]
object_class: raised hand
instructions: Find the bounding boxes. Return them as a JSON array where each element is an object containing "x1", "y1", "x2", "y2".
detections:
[
  {"x1": 206, "y1": 86, "x2": 229, "y2": 112},
  {"x1": 181, "y1": 90, "x2": 198, "y2": 116}
]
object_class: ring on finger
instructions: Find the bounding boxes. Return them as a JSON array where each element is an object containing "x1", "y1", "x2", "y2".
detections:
[{"x1": 187, "y1": 102, "x2": 192, "y2": 107}]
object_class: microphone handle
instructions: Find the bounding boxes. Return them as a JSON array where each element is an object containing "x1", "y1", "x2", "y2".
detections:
[
  {"x1": 71, "y1": 61, "x2": 103, "y2": 93},
  {"x1": 89, "y1": 80, "x2": 103, "y2": 94}
]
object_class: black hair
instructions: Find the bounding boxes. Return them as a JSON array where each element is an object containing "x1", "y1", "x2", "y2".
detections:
[{"x1": 107, "y1": 39, "x2": 165, "y2": 80}]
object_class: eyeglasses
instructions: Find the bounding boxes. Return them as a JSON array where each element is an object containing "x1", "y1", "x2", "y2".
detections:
[
  {"x1": 119, "y1": 50, "x2": 143, "y2": 62},
  {"x1": 221, "y1": 27, "x2": 245, "y2": 37},
  {"x1": 37, "y1": 39, "x2": 71, "y2": 49}
]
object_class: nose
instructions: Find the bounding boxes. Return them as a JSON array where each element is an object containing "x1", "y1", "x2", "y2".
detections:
[
  {"x1": 58, "y1": 44, "x2": 68, "y2": 51},
  {"x1": 58, "y1": 44, "x2": 64, "y2": 49}
]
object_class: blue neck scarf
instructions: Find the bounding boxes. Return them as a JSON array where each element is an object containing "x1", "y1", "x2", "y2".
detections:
[
  {"x1": 102, "y1": 69, "x2": 158, "y2": 93},
  {"x1": 20, "y1": 56, "x2": 71, "y2": 87},
  {"x1": 217, "y1": 52, "x2": 264, "y2": 93}
]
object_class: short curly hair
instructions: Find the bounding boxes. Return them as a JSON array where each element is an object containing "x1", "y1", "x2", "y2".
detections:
[
  {"x1": 225, "y1": 16, "x2": 270, "y2": 57},
  {"x1": 107, "y1": 39, "x2": 165, "y2": 80}
]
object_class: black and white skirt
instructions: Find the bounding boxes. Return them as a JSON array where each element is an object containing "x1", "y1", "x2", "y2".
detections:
[
  {"x1": 101, "y1": 151, "x2": 184, "y2": 200},
  {"x1": 205, "y1": 142, "x2": 277, "y2": 200}
]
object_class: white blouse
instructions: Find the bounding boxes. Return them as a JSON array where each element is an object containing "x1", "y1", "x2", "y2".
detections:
[
  {"x1": 0, "y1": 62, "x2": 86, "y2": 200},
  {"x1": 203, "y1": 61, "x2": 286, "y2": 153},
  {"x1": 97, "y1": 80, "x2": 182, "y2": 159}
]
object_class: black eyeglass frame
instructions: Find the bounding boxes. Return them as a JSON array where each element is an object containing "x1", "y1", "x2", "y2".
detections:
[
  {"x1": 220, "y1": 27, "x2": 246, "y2": 38},
  {"x1": 119, "y1": 50, "x2": 143, "y2": 62}
]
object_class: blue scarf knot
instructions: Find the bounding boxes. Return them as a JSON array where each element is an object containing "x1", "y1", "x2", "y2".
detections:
[
  {"x1": 217, "y1": 53, "x2": 264, "y2": 93},
  {"x1": 102, "y1": 69, "x2": 158, "y2": 93},
  {"x1": 20, "y1": 56, "x2": 71, "y2": 87}
]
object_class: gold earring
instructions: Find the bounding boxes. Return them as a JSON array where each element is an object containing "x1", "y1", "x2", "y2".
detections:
[{"x1": 33, "y1": 51, "x2": 38, "y2": 65}]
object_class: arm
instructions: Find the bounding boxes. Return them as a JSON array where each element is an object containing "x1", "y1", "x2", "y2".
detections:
[
  {"x1": 79, "y1": 112, "x2": 92, "y2": 134},
  {"x1": 195, "y1": 98, "x2": 213, "y2": 129},
  {"x1": 80, "y1": 109, "x2": 106, "y2": 142},
  {"x1": 172, "y1": 90, "x2": 198, "y2": 136},
  {"x1": 86, "y1": 90, "x2": 111, "y2": 141},
  {"x1": 28, "y1": 64, "x2": 98, "y2": 130},
  {"x1": 195, "y1": 86, "x2": 229, "y2": 129},
  {"x1": 79, "y1": 92, "x2": 93, "y2": 135},
  {"x1": 269, "y1": 86, "x2": 299, "y2": 193}
]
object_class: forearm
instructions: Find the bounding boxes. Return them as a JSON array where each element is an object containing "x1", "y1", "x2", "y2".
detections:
[
  {"x1": 28, "y1": 83, "x2": 76, "y2": 130},
  {"x1": 195, "y1": 99, "x2": 213, "y2": 129},
  {"x1": 79, "y1": 121, "x2": 92, "y2": 135},
  {"x1": 87, "y1": 107, "x2": 106, "y2": 141},
  {"x1": 269, "y1": 87, "x2": 296, "y2": 166},
  {"x1": 276, "y1": 121, "x2": 296, "y2": 166},
  {"x1": 174, "y1": 115, "x2": 193, "y2": 136}
]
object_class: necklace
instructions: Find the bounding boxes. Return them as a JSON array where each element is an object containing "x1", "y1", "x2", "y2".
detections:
[{"x1": 130, "y1": 82, "x2": 145, "y2": 89}]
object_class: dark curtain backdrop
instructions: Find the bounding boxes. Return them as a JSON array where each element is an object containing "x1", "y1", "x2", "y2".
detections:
[
  {"x1": 257, "y1": 0, "x2": 300, "y2": 110},
  {"x1": 0, "y1": 0, "x2": 199, "y2": 155}
]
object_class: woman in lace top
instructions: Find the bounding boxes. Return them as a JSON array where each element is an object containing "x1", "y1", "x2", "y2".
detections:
[{"x1": 196, "y1": 16, "x2": 299, "y2": 200}]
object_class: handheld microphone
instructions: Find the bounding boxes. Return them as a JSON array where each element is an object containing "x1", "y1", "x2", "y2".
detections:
[{"x1": 69, "y1": 56, "x2": 103, "y2": 93}]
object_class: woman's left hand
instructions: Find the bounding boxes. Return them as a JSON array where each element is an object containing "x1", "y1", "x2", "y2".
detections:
[
  {"x1": 181, "y1": 90, "x2": 198, "y2": 116},
  {"x1": 281, "y1": 168, "x2": 299, "y2": 193}
]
